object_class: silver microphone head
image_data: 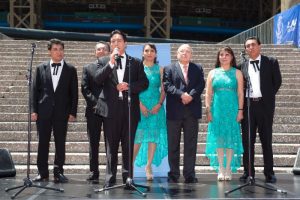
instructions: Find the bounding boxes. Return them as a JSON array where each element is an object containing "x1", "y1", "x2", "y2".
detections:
[{"x1": 114, "y1": 48, "x2": 121, "y2": 61}]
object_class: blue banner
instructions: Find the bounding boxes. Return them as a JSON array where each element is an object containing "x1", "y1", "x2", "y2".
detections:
[{"x1": 274, "y1": 4, "x2": 300, "y2": 47}]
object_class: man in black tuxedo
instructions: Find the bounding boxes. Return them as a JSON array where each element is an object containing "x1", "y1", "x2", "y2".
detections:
[
  {"x1": 239, "y1": 37, "x2": 282, "y2": 183},
  {"x1": 81, "y1": 41, "x2": 110, "y2": 182},
  {"x1": 94, "y1": 30, "x2": 148, "y2": 187},
  {"x1": 163, "y1": 44, "x2": 205, "y2": 183},
  {"x1": 31, "y1": 38, "x2": 78, "y2": 183}
]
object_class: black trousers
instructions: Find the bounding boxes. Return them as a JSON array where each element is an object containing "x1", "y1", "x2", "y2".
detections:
[
  {"x1": 86, "y1": 113, "x2": 103, "y2": 173},
  {"x1": 241, "y1": 99, "x2": 275, "y2": 177},
  {"x1": 103, "y1": 99, "x2": 138, "y2": 184},
  {"x1": 167, "y1": 107, "x2": 198, "y2": 180},
  {"x1": 36, "y1": 118, "x2": 68, "y2": 177}
]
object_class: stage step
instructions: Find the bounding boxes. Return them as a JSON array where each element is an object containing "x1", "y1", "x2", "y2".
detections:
[{"x1": 0, "y1": 40, "x2": 299, "y2": 175}]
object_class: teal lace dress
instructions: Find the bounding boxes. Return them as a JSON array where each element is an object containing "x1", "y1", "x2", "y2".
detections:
[
  {"x1": 134, "y1": 64, "x2": 168, "y2": 167},
  {"x1": 205, "y1": 67, "x2": 243, "y2": 172}
]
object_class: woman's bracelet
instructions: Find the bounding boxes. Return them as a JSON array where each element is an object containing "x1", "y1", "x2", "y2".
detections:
[{"x1": 238, "y1": 108, "x2": 243, "y2": 111}]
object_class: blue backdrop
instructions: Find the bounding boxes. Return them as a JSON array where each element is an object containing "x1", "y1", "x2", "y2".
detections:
[
  {"x1": 274, "y1": 4, "x2": 300, "y2": 47},
  {"x1": 126, "y1": 43, "x2": 171, "y2": 177}
]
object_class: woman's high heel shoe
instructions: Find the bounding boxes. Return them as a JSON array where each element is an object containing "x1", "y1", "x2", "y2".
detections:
[
  {"x1": 217, "y1": 168, "x2": 225, "y2": 181},
  {"x1": 145, "y1": 166, "x2": 153, "y2": 181},
  {"x1": 224, "y1": 169, "x2": 232, "y2": 181}
]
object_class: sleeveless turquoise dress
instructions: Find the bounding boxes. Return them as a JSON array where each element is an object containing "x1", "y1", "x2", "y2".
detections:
[
  {"x1": 205, "y1": 67, "x2": 243, "y2": 172},
  {"x1": 134, "y1": 64, "x2": 168, "y2": 167}
]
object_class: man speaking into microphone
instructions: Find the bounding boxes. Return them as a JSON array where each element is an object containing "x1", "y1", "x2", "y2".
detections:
[{"x1": 94, "y1": 30, "x2": 149, "y2": 188}]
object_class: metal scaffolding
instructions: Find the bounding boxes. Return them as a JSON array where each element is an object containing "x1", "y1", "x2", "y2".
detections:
[
  {"x1": 145, "y1": 0, "x2": 171, "y2": 38},
  {"x1": 8, "y1": 0, "x2": 38, "y2": 28}
]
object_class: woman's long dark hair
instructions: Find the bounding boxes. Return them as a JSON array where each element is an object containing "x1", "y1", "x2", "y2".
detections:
[
  {"x1": 142, "y1": 43, "x2": 158, "y2": 64},
  {"x1": 214, "y1": 46, "x2": 237, "y2": 68}
]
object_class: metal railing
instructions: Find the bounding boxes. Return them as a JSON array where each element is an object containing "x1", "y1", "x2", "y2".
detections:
[{"x1": 220, "y1": 17, "x2": 274, "y2": 44}]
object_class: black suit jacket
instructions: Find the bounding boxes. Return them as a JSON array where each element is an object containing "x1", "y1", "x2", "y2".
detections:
[
  {"x1": 238, "y1": 55, "x2": 282, "y2": 115},
  {"x1": 31, "y1": 61, "x2": 78, "y2": 120},
  {"x1": 163, "y1": 61, "x2": 205, "y2": 120},
  {"x1": 81, "y1": 60, "x2": 103, "y2": 118},
  {"x1": 94, "y1": 55, "x2": 149, "y2": 123}
]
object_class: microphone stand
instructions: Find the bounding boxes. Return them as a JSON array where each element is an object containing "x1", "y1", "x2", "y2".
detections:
[
  {"x1": 225, "y1": 51, "x2": 287, "y2": 196},
  {"x1": 5, "y1": 43, "x2": 64, "y2": 199},
  {"x1": 95, "y1": 56, "x2": 149, "y2": 196}
]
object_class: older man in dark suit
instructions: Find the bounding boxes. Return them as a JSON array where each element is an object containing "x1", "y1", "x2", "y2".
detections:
[
  {"x1": 81, "y1": 41, "x2": 110, "y2": 182},
  {"x1": 163, "y1": 44, "x2": 205, "y2": 183},
  {"x1": 239, "y1": 36, "x2": 282, "y2": 183},
  {"x1": 94, "y1": 30, "x2": 148, "y2": 188},
  {"x1": 31, "y1": 38, "x2": 78, "y2": 183}
]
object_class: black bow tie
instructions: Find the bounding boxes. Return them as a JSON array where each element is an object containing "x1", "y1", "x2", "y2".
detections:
[
  {"x1": 250, "y1": 60, "x2": 260, "y2": 72},
  {"x1": 116, "y1": 57, "x2": 124, "y2": 69},
  {"x1": 51, "y1": 63, "x2": 61, "y2": 75}
]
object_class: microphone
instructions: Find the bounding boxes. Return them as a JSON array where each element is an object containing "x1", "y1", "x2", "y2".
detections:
[
  {"x1": 240, "y1": 50, "x2": 246, "y2": 62},
  {"x1": 240, "y1": 50, "x2": 245, "y2": 56},
  {"x1": 31, "y1": 43, "x2": 37, "y2": 48},
  {"x1": 114, "y1": 48, "x2": 122, "y2": 61}
]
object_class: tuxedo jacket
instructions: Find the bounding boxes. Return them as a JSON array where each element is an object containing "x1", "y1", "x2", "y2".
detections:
[
  {"x1": 94, "y1": 55, "x2": 149, "y2": 123},
  {"x1": 163, "y1": 61, "x2": 205, "y2": 120},
  {"x1": 31, "y1": 61, "x2": 78, "y2": 120},
  {"x1": 81, "y1": 60, "x2": 103, "y2": 118},
  {"x1": 238, "y1": 55, "x2": 282, "y2": 115}
]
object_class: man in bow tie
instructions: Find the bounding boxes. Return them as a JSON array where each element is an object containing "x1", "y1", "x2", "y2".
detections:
[
  {"x1": 31, "y1": 38, "x2": 78, "y2": 183},
  {"x1": 94, "y1": 30, "x2": 149, "y2": 188},
  {"x1": 238, "y1": 36, "x2": 282, "y2": 183}
]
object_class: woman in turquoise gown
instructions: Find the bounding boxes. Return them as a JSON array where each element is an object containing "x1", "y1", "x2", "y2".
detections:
[
  {"x1": 133, "y1": 43, "x2": 168, "y2": 181},
  {"x1": 205, "y1": 46, "x2": 244, "y2": 181}
]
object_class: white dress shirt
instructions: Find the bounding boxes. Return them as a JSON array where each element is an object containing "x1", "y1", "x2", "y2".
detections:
[
  {"x1": 179, "y1": 62, "x2": 189, "y2": 82},
  {"x1": 50, "y1": 59, "x2": 64, "y2": 92},
  {"x1": 247, "y1": 55, "x2": 262, "y2": 97},
  {"x1": 109, "y1": 54, "x2": 126, "y2": 97}
]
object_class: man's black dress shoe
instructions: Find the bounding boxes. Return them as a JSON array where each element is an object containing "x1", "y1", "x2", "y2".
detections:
[
  {"x1": 265, "y1": 174, "x2": 277, "y2": 183},
  {"x1": 54, "y1": 173, "x2": 69, "y2": 183},
  {"x1": 124, "y1": 185, "x2": 135, "y2": 190},
  {"x1": 167, "y1": 176, "x2": 178, "y2": 183},
  {"x1": 239, "y1": 173, "x2": 249, "y2": 181},
  {"x1": 184, "y1": 177, "x2": 198, "y2": 184},
  {"x1": 103, "y1": 182, "x2": 115, "y2": 189},
  {"x1": 32, "y1": 174, "x2": 49, "y2": 182},
  {"x1": 86, "y1": 172, "x2": 99, "y2": 181}
]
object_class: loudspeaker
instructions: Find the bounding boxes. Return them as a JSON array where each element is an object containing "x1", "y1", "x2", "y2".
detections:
[
  {"x1": 0, "y1": 148, "x2": 16, "y2": 177},
  {"x1": 293, "y1": 148, "x2": 300, "y2": 175}
]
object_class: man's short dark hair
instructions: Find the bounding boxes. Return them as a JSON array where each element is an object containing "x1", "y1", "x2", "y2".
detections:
[
  {"x1": 109, "y1": 30, "x2": 127, "y2": 42},
  {"x1": 244, "y1": 36, "x2": 261, "y2": 48},
  {"x1": 97, "y1": 41, "x2": 110, "y2": 52},
  {"x1": 47, "y1": 38, "x2": 64, "y2": 50}
]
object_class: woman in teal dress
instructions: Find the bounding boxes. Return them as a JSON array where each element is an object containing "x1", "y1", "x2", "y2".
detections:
[
  {"x1": 133, "y1": 43, "x2": 168, "y2": 181},
  {"x1": 205, "y1": 46, "x2": 244, "y2": 181}
]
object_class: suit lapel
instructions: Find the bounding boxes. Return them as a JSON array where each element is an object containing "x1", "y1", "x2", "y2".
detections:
[
  {"x1": 259, "y1": 55, "x2": 266, "y2": 80},
  {"x1": 241, "y1": 60, "x2": 249, "y2": 79},
  {"x1": 123, "y1": 55, "x2": 130, "y2": 83},
  {"x1": 54, "y1": 61, "x2": 67, "y2": 93},
  {"x1": 175, "y1": 62, "x2": 185, "y2": 84},
  {"x1": 45, "y1": 62, "x2": 54, "y2": 94},
  {"x1": 111, "y1": 66, "x2": 118, "y2": 85}
]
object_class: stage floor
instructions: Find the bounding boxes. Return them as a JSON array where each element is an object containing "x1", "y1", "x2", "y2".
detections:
[{"x1": 1, "y1": 173, "x2": 300, "y2": 199}]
